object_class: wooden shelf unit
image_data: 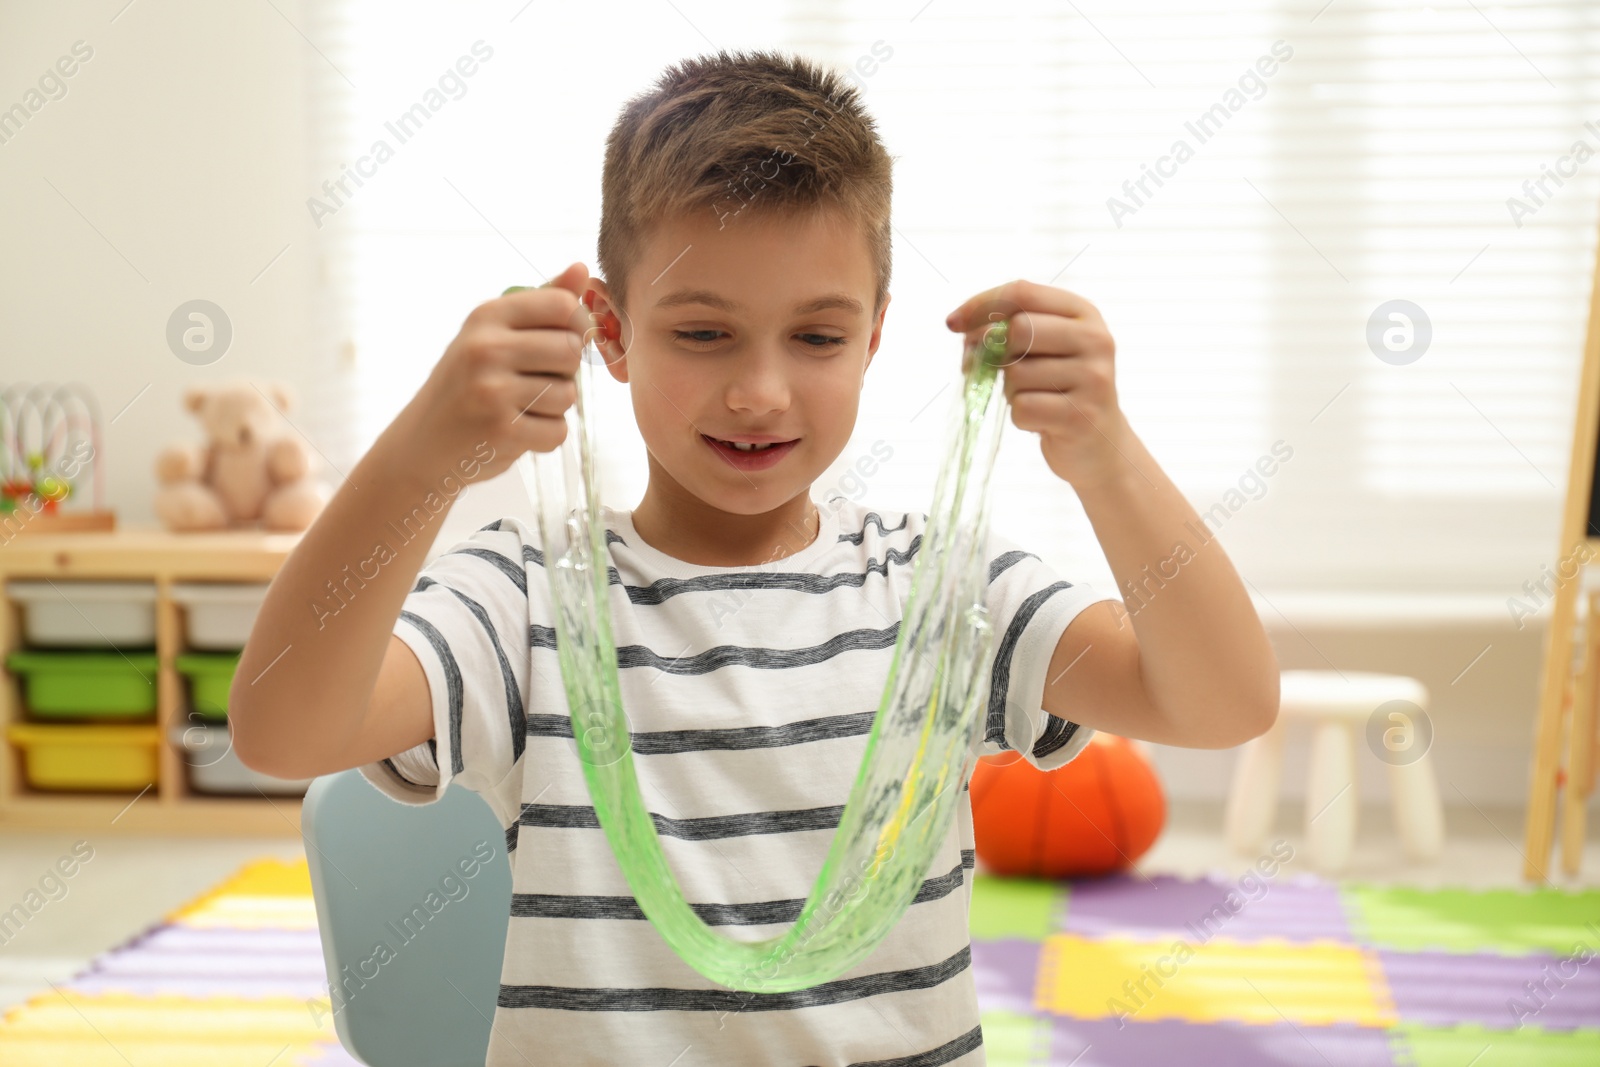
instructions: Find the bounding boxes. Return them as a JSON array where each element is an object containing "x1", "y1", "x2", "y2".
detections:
[{"x1": 0, "y1": 528, "x2": 305, "y2": 834}]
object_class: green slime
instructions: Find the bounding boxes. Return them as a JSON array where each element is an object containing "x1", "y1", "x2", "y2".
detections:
[{"x1": 509, "y1": 288, "x2": 1011, "y2": 992}]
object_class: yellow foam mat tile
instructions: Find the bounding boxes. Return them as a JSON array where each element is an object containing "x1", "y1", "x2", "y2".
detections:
[
  {"x1": 1034, "y1": 933, "x2": 1397, "y2": 1027},
  {"x1": 0, "y1": 990, "x2": 334, "y2": 1042},
  {"x1": 173, "y1": 895, "x2": 319, "y2": 930},
  {"x1": 0, "y1": 990, "x2": 338, "y2": 1067},
  {"x1": 167, "y1": 859, "x2": 312, "y2": 921},
  {"x1": 0, "y1": 1038, "x2": 339, "y2": 1067}
]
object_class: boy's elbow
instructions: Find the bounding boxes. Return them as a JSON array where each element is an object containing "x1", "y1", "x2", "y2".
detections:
[
  {"x1": 1190, "y1": 673, "x2": 1279, "y2": 750},
  {"x1": 1244, "y1": 699, "x2": 1278, "y2": 745},
  {"x1": 228, "y1": 687, "x2": 307, "y2": 780},
  {"x1": 1220, "y1": 642, "x2": 1281, "y2": 747},
  {"x1": 228, "y1": 704, "x2": 280, "y2": 777},
  {"x1": 1235, "y1": 670, "x2": 1281, "y2": 746}
]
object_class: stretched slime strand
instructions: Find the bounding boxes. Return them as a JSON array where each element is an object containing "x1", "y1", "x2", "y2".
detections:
[{"x1": 510, "y1": 286, "x2": 1012, "y2": 992}]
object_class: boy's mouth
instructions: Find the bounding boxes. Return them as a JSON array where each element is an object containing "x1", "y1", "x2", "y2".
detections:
[
  {"x1": 702, "y1": 434, "x2": 800, "y2": 471},
  {"x1": 713, "y1": 438, "x2": 787, "y2": 452}
]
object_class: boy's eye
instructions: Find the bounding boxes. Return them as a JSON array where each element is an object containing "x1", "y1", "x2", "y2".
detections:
[
  {"x1": 797, "y1": 333, "x2": 848, "y2": 348},
  {"x1": 671, "y1": 330, "x2": 848, "y2": 349}
]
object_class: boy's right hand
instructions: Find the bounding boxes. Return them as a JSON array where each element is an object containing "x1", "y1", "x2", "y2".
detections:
[{"x1": 392, "y1": 261, "x2": 593, "y2": 483}]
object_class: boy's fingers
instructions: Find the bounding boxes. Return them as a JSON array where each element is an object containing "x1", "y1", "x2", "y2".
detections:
[
  {"x1": 496, "y1": 284, "x2": 588, "y2": 338},
  {"x1": 503, "y1": 262, "x2": 589, "y2": 298},
  {"x1": 552, "y1": 261, "x2": 590, "y2": 294},
  {"x1": 497, "y1": 326, "x2": 584, "y2": 377},
  {"x1": 508, "y1": 373, "x2": 576, "y2": 421},
  {"x1": 944, "y1": 280, "x2": 1095, "y2": 331},
  {"x1": 498, "y1": 264, "x2": 592, "y2": 350},
  {"x1": 951, "y1": 299, "x2": 1033, "y2": 368}
]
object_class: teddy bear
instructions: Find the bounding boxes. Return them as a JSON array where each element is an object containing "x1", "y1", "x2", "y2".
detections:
[{"x1": 154, "y1": 382, "x2": 325, "y2": 532}]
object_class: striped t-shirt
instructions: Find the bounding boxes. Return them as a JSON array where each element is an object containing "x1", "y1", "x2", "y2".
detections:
[{"x1": 361, "y1": 498, "x2": 1111, "y2": 1067}]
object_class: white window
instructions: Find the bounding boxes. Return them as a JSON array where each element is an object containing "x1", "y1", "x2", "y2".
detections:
[{"x1": 314, "y1": 0, "x2": 1600, "y2": 595}]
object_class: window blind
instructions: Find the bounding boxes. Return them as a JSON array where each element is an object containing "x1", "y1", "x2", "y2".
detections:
[{"x1": 314, "y1": 0, "x2": 1600, "y2": 596}]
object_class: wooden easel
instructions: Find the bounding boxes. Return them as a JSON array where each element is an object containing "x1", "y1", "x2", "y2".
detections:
[{"x1": 1522, "y1": 207, "x2": 1600, "y2": 882}]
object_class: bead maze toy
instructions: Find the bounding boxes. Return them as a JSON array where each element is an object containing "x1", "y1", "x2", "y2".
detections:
[{"x1": 0, "y1": 382, "x2": 113, "y2": 534}]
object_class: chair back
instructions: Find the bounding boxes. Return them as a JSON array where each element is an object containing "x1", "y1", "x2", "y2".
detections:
[{"x1": 302, "y1": 769, "x2": 511, "y2": 1067}]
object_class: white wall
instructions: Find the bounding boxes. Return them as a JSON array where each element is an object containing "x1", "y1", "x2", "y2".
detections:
[
  {"x1": 0, "y1": 2, "x2": 1570, "y2": 818},
  {"x1": 0, "y1": 0, "x2": 350, "y2": 523},
  {"x1": 1155, "y1": 612, "x2": 1561, "y2": 811}
]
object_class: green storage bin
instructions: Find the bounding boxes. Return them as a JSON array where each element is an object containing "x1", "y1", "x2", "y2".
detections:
[
  {"x1": 5, "y1": 651, "x2": 159, "y2": 719},
  {"x1": 176, "y1": 652, "x2": 240, "y2": 721}
]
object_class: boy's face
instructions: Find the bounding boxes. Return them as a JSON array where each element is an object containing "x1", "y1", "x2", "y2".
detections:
[{"x1": 591, "y1": 207, "x2": 888, "y2": 517}]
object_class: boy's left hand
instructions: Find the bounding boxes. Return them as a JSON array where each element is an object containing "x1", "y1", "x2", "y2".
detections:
[{"x1": 946, "y1": 279, "x2": 1131, "y2": 491}]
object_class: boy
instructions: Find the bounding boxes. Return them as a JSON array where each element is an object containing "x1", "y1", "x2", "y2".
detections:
[{"x1": 232, "y1": 49, "x2": 1278, "y2": 1067}]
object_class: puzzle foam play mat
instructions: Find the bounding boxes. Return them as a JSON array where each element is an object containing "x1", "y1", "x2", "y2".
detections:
[
  {"x1": 2, "y1": 859, "x2": 1598, "y2": 1065},
  {"x1": 0, "y1": 859, "x2": 357, "y2": 1067},
  {"x1": 972, "y1": 871, "x2": 1600, "y2": 1066}
]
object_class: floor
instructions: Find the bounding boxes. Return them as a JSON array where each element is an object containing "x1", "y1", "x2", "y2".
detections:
[{"x1": 0, "y1": 800, "x2": 1595, "y2": 1013}]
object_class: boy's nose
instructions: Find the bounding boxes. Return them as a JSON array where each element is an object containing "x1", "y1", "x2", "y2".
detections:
[{"x1": 724, "y1": 352, "x2": 791, "y2": 415}]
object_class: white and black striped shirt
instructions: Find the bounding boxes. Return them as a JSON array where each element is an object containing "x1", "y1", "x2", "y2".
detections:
[{"x1": 362, "y1": 499, "x2": 1109, "y2": 1067}]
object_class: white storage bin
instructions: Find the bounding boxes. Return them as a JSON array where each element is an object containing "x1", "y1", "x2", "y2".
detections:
[
  {"x1": 170, "y1": 724, "x2": 312, "y2": 795},
  {"x1": 8, "y1": 580, "x2": 158, "y2": 647},
  {"x1": 170, "y1": 583, "x2": 271, "y2": 650}
]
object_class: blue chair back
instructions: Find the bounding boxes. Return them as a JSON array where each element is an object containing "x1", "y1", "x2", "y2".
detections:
[{"x1": 302, "y1": 769, "x2": 511, "y2": 1067}]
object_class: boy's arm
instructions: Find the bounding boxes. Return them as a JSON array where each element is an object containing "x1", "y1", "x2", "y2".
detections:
[
  {"x1": 230, "y1": 264, "x2": 592, "y2": 780},
  {"x1": 1039, "y1": 427, "x2": 1279, "y2": 749},
  {"x1": 228, "y1": 438, "x2": 449, "y2": 781},
  {"x1": 945, "y1": 280, "x2": 1278, "y2": 751}
]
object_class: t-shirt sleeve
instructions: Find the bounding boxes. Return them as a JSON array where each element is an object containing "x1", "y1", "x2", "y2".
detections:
[
  {"x1": 358, "y1": 520, "x2": 532, "y2": 806},
  {"x1": 973, "y1": 525, "x2": 1121, "y2": 771}
]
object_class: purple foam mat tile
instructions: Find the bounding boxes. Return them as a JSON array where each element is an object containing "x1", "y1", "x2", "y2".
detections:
[
  {"x1": 972, "y1": 939, "x2": 1042, "y2": 1014},
  {"x1": 87, "y1": 951, "x2": 327, "y2": 978},
  {"x1": 1061, "y1": 873, "x2": 1351, "y2": 944},
  {"x1": 125, "y1": 926, "x2": 325, "y2": 954},
  {"x1": 1046, "y1": 1017, "x2": 1399, "y2": 1066},
  {"x1": 64, "y1": 974, "x2": 332, "y2": 999},
  {"x1": 1379, "y1": 949, "x2": 1600, "y2": 1030}
]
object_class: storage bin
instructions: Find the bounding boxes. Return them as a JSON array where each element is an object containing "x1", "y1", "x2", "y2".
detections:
[
  {"x1": 6, "y1": 651, "x2": 159, "y2": 719},
  {"x1": 170, "y1": 724, "x2": 312, "y2": 796},
  {"x1": 170, "y1": 583, "x2": 270, "y2": 650},
  {"x1": 176, "y1": 653, "x2": 239, "y2": 721},
  {"x1": 8, "y1": 723, "x2": 160, "y2": 791},
  {"x1": 7, "y1": 580, "x2": 158, "y2": 647}
]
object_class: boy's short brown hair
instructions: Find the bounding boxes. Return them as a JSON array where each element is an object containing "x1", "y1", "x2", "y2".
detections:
[{"x1": 597, "y1": 48, "x2": 894, "y2": 318}]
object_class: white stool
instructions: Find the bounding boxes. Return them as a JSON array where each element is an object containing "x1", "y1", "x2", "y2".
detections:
[{"x1": 1224, "y1": 670, "x2": 1445, "y2": 873}]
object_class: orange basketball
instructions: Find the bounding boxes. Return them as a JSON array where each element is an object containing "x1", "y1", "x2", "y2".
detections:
[{"x1": 969, "y1": 732, "x2": 1166, "y2": 878}]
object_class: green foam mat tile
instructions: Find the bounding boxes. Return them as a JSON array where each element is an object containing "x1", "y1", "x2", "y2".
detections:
[
  {"x1": 1393, "y1": 1024, "x2": 1600, "y2": 1067},
  {"x1": 1344, "y1": 883, "x2": 1600, "y2": 956},
  {"x1": 969, "y1": 875, "x2": 1064, "y2": 940},
  {"x1": 978, "y1": 1010, "x2": 1053, "y2": 1066}
]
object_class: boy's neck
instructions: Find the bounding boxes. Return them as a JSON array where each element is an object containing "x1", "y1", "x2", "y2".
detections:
[{"x1": 630, "y1": 462, "x2": 822, "y2": 568}]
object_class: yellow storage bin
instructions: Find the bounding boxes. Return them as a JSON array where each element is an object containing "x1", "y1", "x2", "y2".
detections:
[{"x1": 7, "y1": 723, "x2": 160, "y2": 792}]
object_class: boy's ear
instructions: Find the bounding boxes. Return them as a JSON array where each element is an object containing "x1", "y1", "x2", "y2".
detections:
[
  {"x1": 586, "y1": 277, "x2": 630, "y2": 384},
  {"x1": 864, "y1": 292, "x2": 891, "y2": 375}
]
